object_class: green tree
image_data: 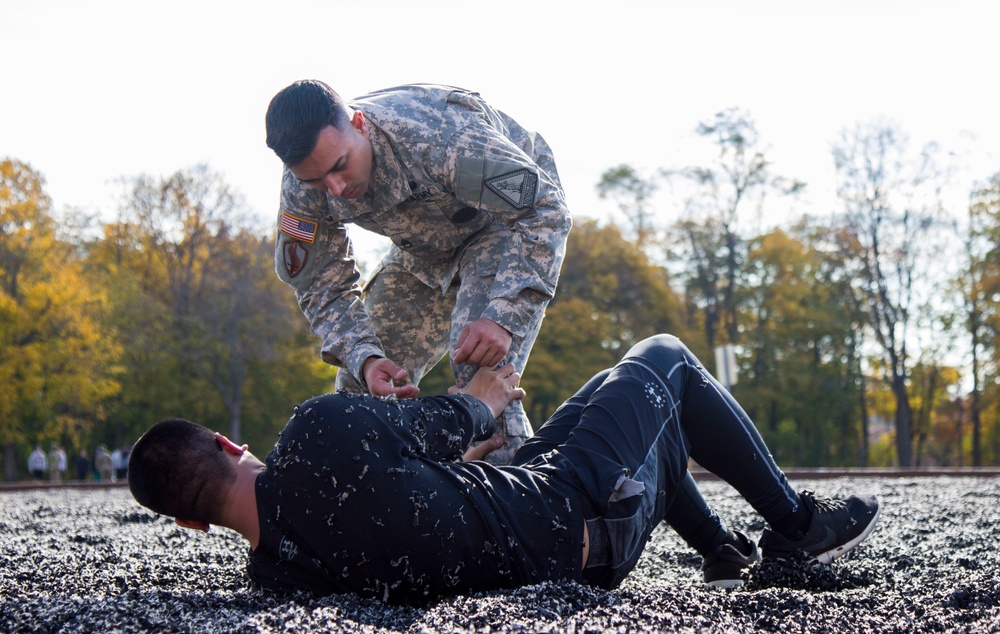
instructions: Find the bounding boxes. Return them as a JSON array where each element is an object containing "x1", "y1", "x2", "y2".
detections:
[
  {"x1": 597, "y1": 164, "x2": 664, "y2": 252},
  {"x1": 832, "y1": 122, "x2": 950, "y2": 467},
  {"x1": 909, "y1": 361, "x2": 960, "y2": 466},
  {"x1": 668, "y1": 109, "x2": 804, "y2": 354},
  {"x1": 86, "y1": 165, "x2": 332, "y2": 450},
  {"x1": 963, "y1": 171, "x2": 1000, "y2": 465},
  {"x1": 737, "y1": 225, "x2": 866, "y2": 466},
  {"x1": 0, "y1": 159, "x2": 120, "y2": 480}
]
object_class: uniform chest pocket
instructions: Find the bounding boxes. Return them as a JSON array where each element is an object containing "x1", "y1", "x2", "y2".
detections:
[{"x1": 370, "y1": 193, "x2": 489, "y2": 253}]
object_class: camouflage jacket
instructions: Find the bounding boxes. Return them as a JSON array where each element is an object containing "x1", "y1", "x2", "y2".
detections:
[{"x1": 274, "y1": 84, "x2": 572, "y2": 384}]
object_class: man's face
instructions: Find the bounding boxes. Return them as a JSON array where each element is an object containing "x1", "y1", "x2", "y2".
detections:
[{"x1": 289, "y1": 113, "x2": 374, "y2": 199}]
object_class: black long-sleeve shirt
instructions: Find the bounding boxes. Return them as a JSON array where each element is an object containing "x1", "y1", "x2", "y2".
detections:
[{"x1": 248, "y1": 391, "x2": 585, "y2": 602}]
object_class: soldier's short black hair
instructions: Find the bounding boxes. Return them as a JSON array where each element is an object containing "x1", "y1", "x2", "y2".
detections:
[
  {"x1": 128, "y1": 418, "x2": 236, "y2": 525},
  {"x1": 265, "y1": 79, "x2": 351, "y2": 166}
]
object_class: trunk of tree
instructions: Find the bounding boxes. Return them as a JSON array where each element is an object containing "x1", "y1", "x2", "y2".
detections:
[
  {"x1": 793, "y1": 416, "x2": 803, "y2": 467},
  {"x1": 913, "y1": 368, "x2": 938, "y2": 467},
  {"x1": 3, "y1": 442, "x2": 18, "y2": 482},
  {"x1": 955, "y1": 399, "x2": 964, "y2": 467},
  {"x1": 225, "y1": 359, "x2": 244, "y2": 445},
  {"x1": 970, "y1": 393, "x2": 982, "y2": 467},
  {"x1": 970, "y1": 326, "x2": 983, "y2": 467},
  {"x1": 724, "y1": 227, "x2": 739, "y2": 345},
  {"x1": 891, "y1": 374, "x2": 914, "y2": 467},
  {"x1": 230, "y1": 401, "x2": 242, "y2": 446},
  {"x1": 858, "y1": 368, "x2": 870, "y2": 468},
  {"x1": 703, "y1": 296, "x2": 718, "y2": 354}
]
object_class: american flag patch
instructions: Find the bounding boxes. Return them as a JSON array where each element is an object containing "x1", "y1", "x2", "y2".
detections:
[{"x1": 279, "y1": 213, "x2": 318, "y2": 244}]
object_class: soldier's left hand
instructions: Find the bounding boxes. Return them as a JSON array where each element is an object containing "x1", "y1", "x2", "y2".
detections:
[{"x1": 453, "y1": 318, "x2": 512, "y2": 368}]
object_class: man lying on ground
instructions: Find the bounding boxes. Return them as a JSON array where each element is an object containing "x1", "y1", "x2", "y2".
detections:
[{"x1": 128, "y1": 334, "x2": 880, "y2": 602}]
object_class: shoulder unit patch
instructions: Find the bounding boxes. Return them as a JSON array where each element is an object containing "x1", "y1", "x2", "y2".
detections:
[
  {"x1": 484, "y1": 169, "x2": 537, "y2": 210},
  {"x1": 283, "y1": 241, "x2": 309, "y2": 278}
]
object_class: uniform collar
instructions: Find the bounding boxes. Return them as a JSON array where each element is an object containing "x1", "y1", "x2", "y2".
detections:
[{"x1": 364, "y1": 122, "x2": 412, "y2": 214}]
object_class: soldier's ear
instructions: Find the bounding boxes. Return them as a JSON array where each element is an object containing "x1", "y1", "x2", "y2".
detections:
[{"x1": 351, "y1": 111, "x2": 368, "y2": 136}]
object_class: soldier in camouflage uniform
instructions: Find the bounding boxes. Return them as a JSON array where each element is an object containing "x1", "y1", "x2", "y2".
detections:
[{"x1": 265, "y1": 81, "x2": 572, "y2": 463}]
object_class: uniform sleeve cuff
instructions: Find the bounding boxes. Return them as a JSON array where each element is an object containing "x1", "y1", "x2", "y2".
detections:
[
  {"x1": 481, "y1": 298, "x2": 530, "y2": 336},
  {"x1": 346, "y1": 344, "x2": 386, "y2": 388}
]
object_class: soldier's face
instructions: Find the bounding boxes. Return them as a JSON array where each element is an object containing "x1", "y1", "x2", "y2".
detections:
[{"x1": 289, "y1": 113, "x2": 374, "y2": 200}]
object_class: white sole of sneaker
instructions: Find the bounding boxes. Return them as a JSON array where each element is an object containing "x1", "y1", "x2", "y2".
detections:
[
  {"x1": 706, "y1": 578, "x2": 745, "y2": 590},
  {"x1": 813, "y1": 505, "x2": 882, "y2": 564}
]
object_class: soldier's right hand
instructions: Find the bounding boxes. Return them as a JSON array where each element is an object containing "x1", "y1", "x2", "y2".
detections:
[{"x1": 363, "y1": 356, "x2": 421, "y2": 399}]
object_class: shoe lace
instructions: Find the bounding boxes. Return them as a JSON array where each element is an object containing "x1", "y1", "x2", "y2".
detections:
[{"x1": 802, "y1": 490, "x2": 845, "y2": 514}]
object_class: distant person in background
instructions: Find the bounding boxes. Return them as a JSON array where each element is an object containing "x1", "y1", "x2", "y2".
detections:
[
  {"x1": 57, "y1": 446, "x2": 67, "y2": 481},
  {"x1": 95, "y1": 445, "x2": 113, "y2": 482},
  {"x1": 75, "y1": 449, "x2": 90, "y2": 482},
  {"x1": 264, "y1": 80, "x2": 572, "y2": 464},
  {"x1": 28, "y1": 445, "x2": 47, "y2": 480},
  {"x1": 48, "y1": 444, "x2": 62, "y2": 483},
  {"x1": 113, "y1": 445, "x2": 130, "y2": 482}
]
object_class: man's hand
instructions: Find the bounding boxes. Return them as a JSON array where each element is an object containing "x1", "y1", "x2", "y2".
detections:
[
  {"x1": 459, "y1": 363, "x2": 525, "y2": 419},
  {"x1": 453, "y1": 318, "x2": 512, "y2": 368},
  {"x1": 449, "y1": 384, "x2": 509, "y2": 461},
  {"x1": 462, "y1": 435, "x2": 505, "y2": 462},
  {"x1": 362, "y1": 356, "x2": 420, "y2": 399}
]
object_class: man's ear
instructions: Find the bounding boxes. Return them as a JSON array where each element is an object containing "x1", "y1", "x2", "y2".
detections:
[
  {"x1": 351, "y1": 111, "x2": 368, "y2": 136},
  {"x1": 214, "y1": 432, "x2": 247, "y2": 456},
  {"x1": 176, "y1": 518, "x2": 211, "y2": 532}
]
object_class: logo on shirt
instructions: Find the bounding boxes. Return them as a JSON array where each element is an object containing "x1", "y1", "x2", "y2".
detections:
[
  {"x1": 279, "y1": 212, "x2": 318, "y2": 243},
  {"x1": 403, "y1": 189, "x2": 437, "y2": 204},
  {"x1": 282, "y1": 241, "x2": 309, "y2": 278},
  {"x1": 644, "y1": 381, "x2": 667, "y2": 409},
  {"x1": 484, "y1": 169, "x2": 537, "y2": 210},
  {"x1": 279, "y1": 535, "x2": 298, "y2": 561}
]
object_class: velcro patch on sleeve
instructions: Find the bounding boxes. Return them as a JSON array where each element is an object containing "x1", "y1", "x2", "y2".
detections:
[
  {"x1": 484, "y1": 169, "x2": 538, "y2": 210},
  {"x1": 282, "y1": 241, "x2": 309, "y2": 278},
  {"x1": 279, "y1": 212, "x2": 318, "y2": 244}
]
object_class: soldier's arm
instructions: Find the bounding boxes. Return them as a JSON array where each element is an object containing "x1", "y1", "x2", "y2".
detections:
[
  {"x1": 443, "y1": 122, "x2": 572, "y2": 339},
  {"x1": 455, "y1": 128, "x2": 572, "y2": 334},
  {"x1": 274, "y1": 168, "x2": 385, "y2": 384}
]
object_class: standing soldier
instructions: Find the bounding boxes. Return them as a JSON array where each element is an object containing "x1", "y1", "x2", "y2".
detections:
[{"x1": 265, "y1": 81, "x2": 572, "y2": 463}]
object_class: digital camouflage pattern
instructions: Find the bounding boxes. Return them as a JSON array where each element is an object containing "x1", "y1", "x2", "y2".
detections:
[{"x1": 273, "y1": 84, "x2": 572, "y2": 460}]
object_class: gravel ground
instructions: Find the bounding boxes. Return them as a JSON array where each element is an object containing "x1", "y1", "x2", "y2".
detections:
[{"x1": 2, "y1": 476, "x2": 999, "y2": 633}]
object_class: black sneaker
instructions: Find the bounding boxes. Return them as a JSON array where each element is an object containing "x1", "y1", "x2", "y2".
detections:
[
  {"x1": 701, "y1": 530, "x2": 761, "y2": 588},
  {"x1": 760, "y1": 491, "x2": 880, "y2": 564}
]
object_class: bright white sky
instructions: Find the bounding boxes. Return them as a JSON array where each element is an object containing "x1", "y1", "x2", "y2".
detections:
[{"x1": 3, "y1": 0, "x2": 998, "y2": 261}]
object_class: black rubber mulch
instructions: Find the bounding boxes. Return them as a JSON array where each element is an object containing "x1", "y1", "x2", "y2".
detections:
[{"x1": 2, "y1": 476, "x2": 998, "y2": 633}]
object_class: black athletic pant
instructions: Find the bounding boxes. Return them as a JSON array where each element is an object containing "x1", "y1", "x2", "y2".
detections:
[{"x1": 513, "y1": 335, "x2": 799, "y2": 586}]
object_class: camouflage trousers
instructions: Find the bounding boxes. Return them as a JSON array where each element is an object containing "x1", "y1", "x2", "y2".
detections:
[{"x1": 335, "y1": 256, "x2": 547, "y2": 465}]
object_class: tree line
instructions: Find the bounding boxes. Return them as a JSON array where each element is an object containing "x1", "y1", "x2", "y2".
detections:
[
  {"x1": 588, "y1": 111, "x2": 1000, "y2": 469},
  {"x1": 1, "y1": 112, "x2": 998, "y2": 478}
]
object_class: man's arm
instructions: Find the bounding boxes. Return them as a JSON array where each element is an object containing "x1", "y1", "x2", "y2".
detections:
[
  {"x1": 441, "y1": 102, "x2": 572, "y2": 362},
  {"x1": 404, "y1": 363, "x2": 524, "y2": 461},
  {"x1": 274, "y1": 168, "x2": 387, "y2": 387}
]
